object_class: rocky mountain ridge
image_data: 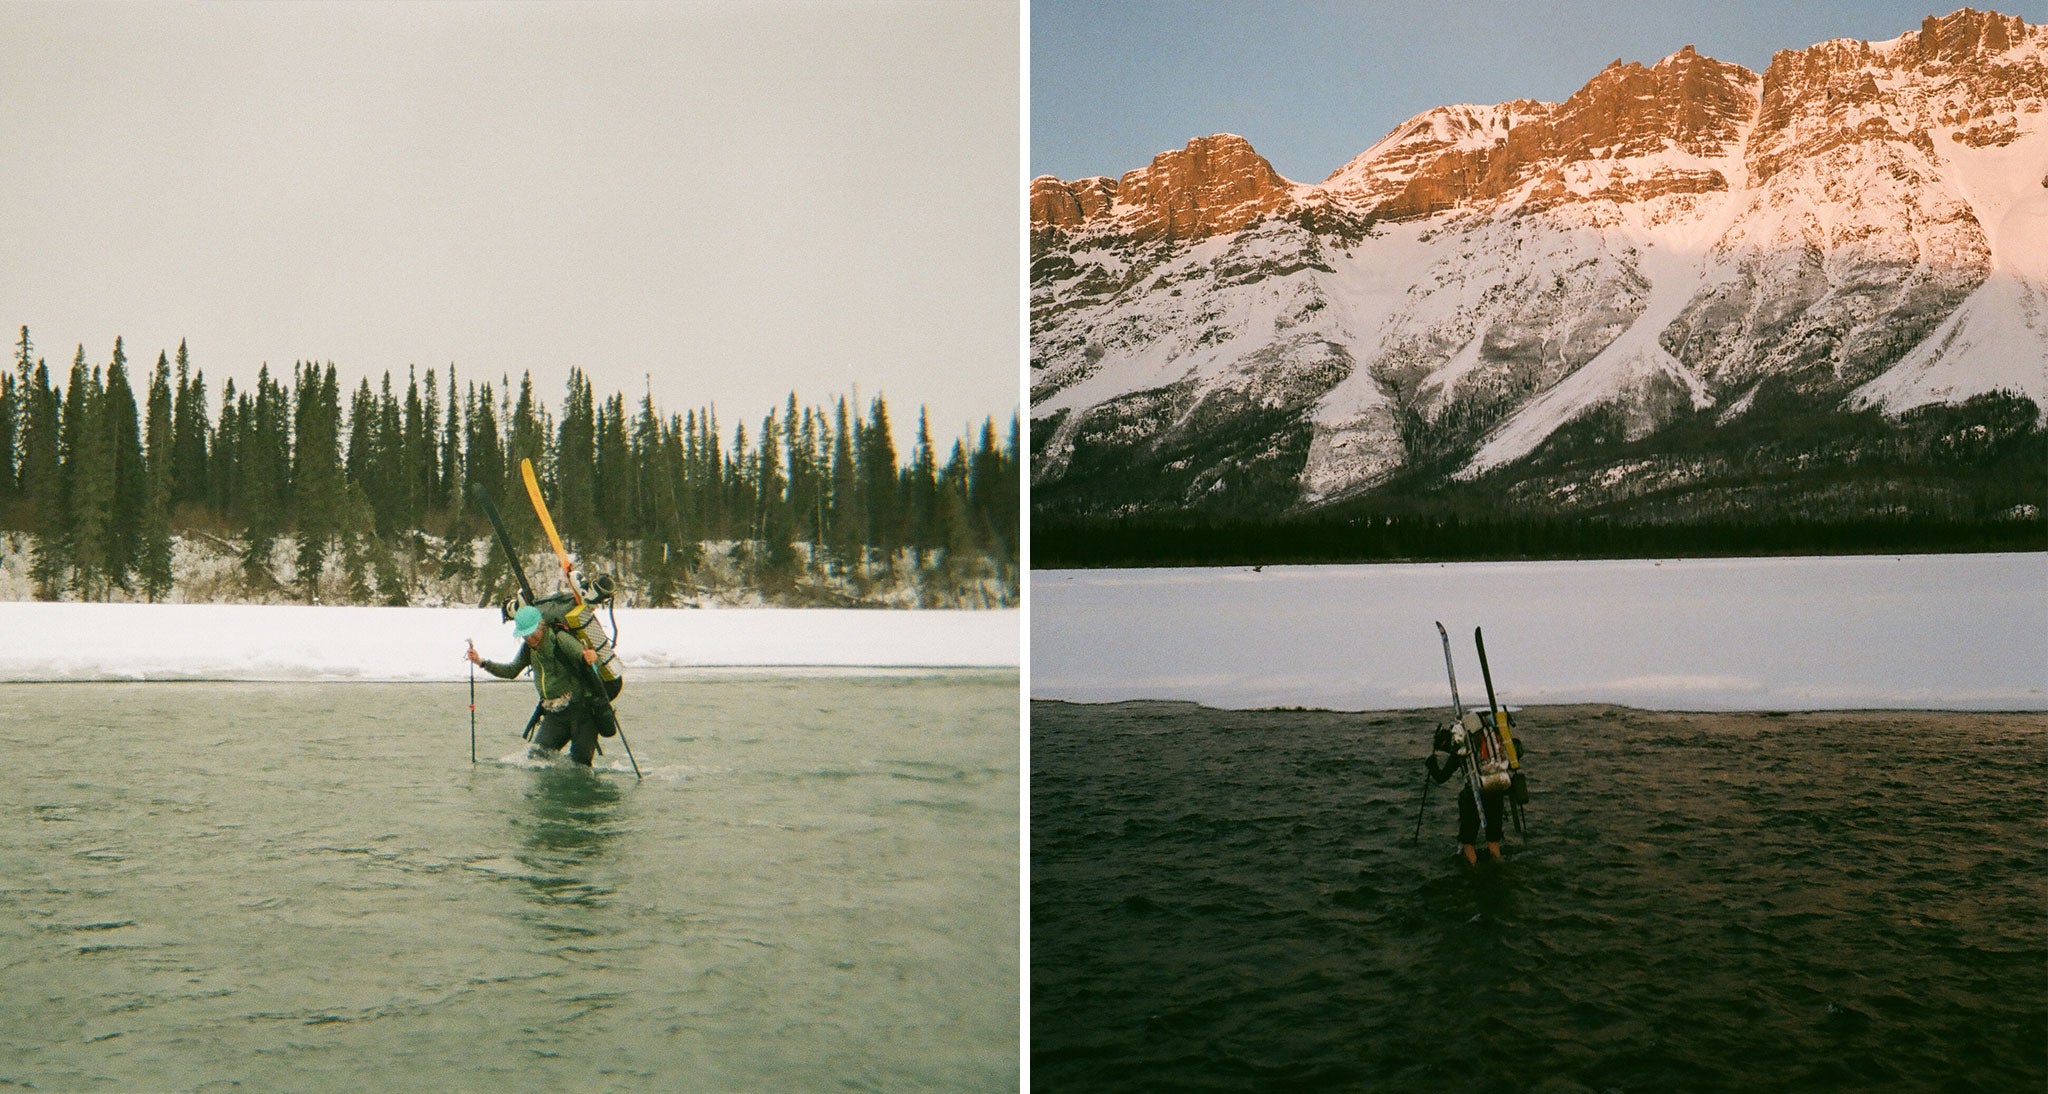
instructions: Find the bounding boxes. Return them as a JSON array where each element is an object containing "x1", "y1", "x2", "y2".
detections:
[{"x1": 1030, "y1": 9, "x2": 2046, "y2": 523}]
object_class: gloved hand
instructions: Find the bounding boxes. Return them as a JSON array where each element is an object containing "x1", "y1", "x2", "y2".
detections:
[{"x1": 1432, "y1": 726, "x2": 1455, "y2": 753}]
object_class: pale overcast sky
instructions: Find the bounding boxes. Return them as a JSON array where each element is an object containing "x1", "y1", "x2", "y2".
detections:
[
  {"x1": 1031, "y1": 0, "x2": 1990, "y2": 182},
  {"x1": 1, "y1": 0, "x2": 1020, "y2": 449}
]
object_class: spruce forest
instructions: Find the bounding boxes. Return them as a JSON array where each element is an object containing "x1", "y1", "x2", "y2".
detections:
[{"x1": 0, "y1": 328, "x2": 1020, "y2": 609}]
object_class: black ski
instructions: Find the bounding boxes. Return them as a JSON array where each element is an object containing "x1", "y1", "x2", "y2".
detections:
[
  {"x1": 473, "y1": 484, "x2": 544, "y2": 744},
  {"x1": 473, "y1": 483, "x2": 536, "y2": 604},
  {"x1": 1474, "y1": 626, "x2": 1527, "y2": 838}
]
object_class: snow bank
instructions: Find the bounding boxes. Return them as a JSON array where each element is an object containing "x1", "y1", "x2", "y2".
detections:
[
  {"x1": 1032, "y1": 552, "x2": 2046, "y2": 711},
  {"x1": 0, "y1": 603, "x2": 1019, "y2": 682}
]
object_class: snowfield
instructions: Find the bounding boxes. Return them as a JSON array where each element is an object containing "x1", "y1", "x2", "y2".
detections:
[
  {"x1": 0, "y1": 603, "x2": 1019, "y2": 682},
  {"x1": 1032, "y1": 552, "x2": 2046, "y2": 712}
]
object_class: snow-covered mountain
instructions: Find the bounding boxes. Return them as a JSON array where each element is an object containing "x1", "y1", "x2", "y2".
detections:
[{"x1": 1030, "y1": 9, "x2": 2047, "y2": 518}]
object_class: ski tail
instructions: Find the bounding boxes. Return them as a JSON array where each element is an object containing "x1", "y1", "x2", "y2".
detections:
[
  {"x1": 1474, "y1": 626, "x2": 1520, "y2": 771},
  {"x1": 520, "y1": 459, "x2": 580, "y2": 600},
  {"x1": 1435, "y1": 621, "x2": 1465, "y2": 720},
  {"x1": 473, "y1": 484, "x2": 536, "y2": 603}
]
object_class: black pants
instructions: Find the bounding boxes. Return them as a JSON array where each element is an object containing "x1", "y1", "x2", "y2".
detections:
[
  {"x1": 533, "y1": 701, "x2": 603, "y2": 767},
  {"x1": 1458, "y1": 784, "x2": 1507, "y2": 846}
]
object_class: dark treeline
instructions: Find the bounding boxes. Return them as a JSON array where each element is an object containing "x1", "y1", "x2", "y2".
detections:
[
  {"x1": 1035, "y1": 513, "x2": 2048, "y2": 569},
  {"x1": 1036, "y1": 387, "x2": 2047, "y2": 568},
  {"x1": 0, "y1": 328, "x2": 1020, "y2": 606}
]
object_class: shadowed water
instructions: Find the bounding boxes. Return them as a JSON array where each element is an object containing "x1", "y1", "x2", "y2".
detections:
[
  {"x1": 1032, "y1": 701, "x2": 2046, "y2": 1092},
  {"x1": 1, "y1": 674, "x2": 1018, "y2": 1091}
]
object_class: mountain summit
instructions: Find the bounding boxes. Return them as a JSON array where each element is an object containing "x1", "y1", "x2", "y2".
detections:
[{"x1": 1031, "y1": 9, "x2": 2046, "y2": 529}]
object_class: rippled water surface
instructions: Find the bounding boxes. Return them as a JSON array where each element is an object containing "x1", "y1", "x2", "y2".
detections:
[
  {"x1": 1032, "y1": 702, "x2": 2046, "y2": 1092},
  {"x1": 2, "y1": 674, "x2": 1018, "y2": 1091}
]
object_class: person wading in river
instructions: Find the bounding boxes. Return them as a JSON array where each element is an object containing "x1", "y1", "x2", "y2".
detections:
[
  {"x1": 467, "y1": 604, "x2": 604, "y2": 767},
  {"x1": 1425, "y1": 716, "x2": 1511, "y2": 865}
]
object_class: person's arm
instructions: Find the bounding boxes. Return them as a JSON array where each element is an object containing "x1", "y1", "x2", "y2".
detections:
[
  {"x1": 549, "y1": 631, "x2": 599, "y2": 694},
  {"x1": 479, "y1": 643, "x2": 531, "y2": 680}
]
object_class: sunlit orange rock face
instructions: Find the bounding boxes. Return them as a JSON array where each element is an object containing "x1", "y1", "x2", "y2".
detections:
[
  {"x1": 1105, "y1": 134, "x2": 1297, "y2": 243},
  {"x1": 1031, "y1": 8, "x2": 2040, "y2": 239}
]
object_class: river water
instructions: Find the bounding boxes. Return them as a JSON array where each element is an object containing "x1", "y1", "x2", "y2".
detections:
[
  {"x1": 1032, "y1": 701, "x2": 2047, "y2": 1091},
  {"x1": 2, "y1": 673, "x2": 1018, "y2": 1091}
]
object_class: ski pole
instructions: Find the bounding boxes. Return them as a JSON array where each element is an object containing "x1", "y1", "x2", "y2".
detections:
[
  {"x1": 1411, "y1": 765, "x2": 1431, "y2": 844},
  {"x1": 467, "y1": 640, "x2": 477, "y2": 764},
  {"x1": 613, "y1": 715, "x2": 643, "y2": 780}
]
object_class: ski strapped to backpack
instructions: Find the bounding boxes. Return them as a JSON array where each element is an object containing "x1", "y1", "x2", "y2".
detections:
[
  {"x1": 1474, "y1": 626, "x2": 1529, "y2": 836},
  {"x1": 1436, "y1": 621, "x2": 1491, "y2": 837}
]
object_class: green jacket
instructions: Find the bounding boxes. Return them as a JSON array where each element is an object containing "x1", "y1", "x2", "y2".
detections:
[{"x1": 482, "y1": 629, "x2": 594, "y2": 705}]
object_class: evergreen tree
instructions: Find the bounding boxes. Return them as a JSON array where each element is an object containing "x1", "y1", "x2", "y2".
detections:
[
  {"x1": 64, "y1": 350, "x2": 114, "y2": 599},
  {"x1": 23, "y1": 359, "x2": 65, "y2": 598},
  {"x1": 292, "y1": 363, "x2": 346, "y2": 602},
  {"x1": 336, "y1": 480, "x2": 378, "y2": 605},
  {"x1": 439, "y1": 365, "x2": 464, "y2": 513},
  {"x1": 502, "y1": 373, "x2": 544, "y2": 543},
  {"x1": 552, "y1": 369, "x2": 596, "y2": 550},
  {"x1": 596, "y1": 391, "x2": 632, "y2": 544},
  {"x1": 466, "y1": 381, "x2": 506, "y2": 516},
  {"x1": 239, "y1": 366, "x2": 291, "y2": 591},
  {"x1": 368, "y1": 371, "x2": 403, "y2": 534},
  {"x1": 630, "y1": 388, "x2": 666, "y2": 545},
  {"x1": 344, "y1": 378, "x2": 376, "y2": 497},
  {"x1": 700, "y1": 407, "x2": 725, "y2": 540},
  {"x1": 0, "y1": 371, "x2": 14, "y2": 507},
  {"x1": 968, "y1": 415, "x2": 1013, "y2": 573},
  {"x1": 796, "y1": 405, "x2": 825, "y2": 549},
  {"x1": 209, "y1": 379, "x2": 241, "y2": 518},
  {"x1": 727, "y1": 419, "x2": 749, "y2": 548},
  {"x1": 415, "y1": 366, "x2": 439, "y2": 525},
  {"x1": 932, "y1": 438, "x2": 979, "y2": 603},
  {"x1": 997, "y1": 414, "x2": 1020, "y2": 577},
  {"x1": 906, "y1": 408, "x2": 939, "y2": 562},
  {"x1": 827, "y1": 398, "x2": 860, "y2": 569},
  {"x1": 138, "y1": 352, "x2": 176, "y2": 600},
  {"x1": 780, "y1": 394, "x2": 809, "y2": 554},
  {"x1": 169, "y1": 341, "x2": 209, "y2": 511},
  {"x1": 103, "y1": 339, "x2": 146, "y2": 590},
  {"x1": 6, "y1": 326, "x2": 30, "y2": 501},
  {"x1": 859, "y1": 396, "x2": 900, "y2": 570},
  {"x1": 757, "y1": 407, "x2": 797, "y2": 581}
]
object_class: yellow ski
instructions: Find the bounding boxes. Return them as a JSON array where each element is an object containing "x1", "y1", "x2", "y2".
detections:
[{"x1": 520, "y1": 458, "x2": 580, "y2": 601}]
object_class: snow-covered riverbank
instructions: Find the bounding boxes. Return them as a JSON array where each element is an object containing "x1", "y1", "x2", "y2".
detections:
[
  {"x1": 1033, "y1": 552, "x2": 2045, "y2": 711},
  {"x1": 0, "y1": 602, "x2": 1018, "y2": 682}
]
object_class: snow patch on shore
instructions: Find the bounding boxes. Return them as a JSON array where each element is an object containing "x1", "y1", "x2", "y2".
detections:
[{"x1": 0, "y1": 602, "x2": 1019, "y2": 682}]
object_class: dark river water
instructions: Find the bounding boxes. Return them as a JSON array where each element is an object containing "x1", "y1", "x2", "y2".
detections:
[
  {"x1": 1031, "y1": 701, "x2": 2046, "y2": 1092},
  {"x1": 1, "y1": 673, "x2": 1018, "y2": 1091}
]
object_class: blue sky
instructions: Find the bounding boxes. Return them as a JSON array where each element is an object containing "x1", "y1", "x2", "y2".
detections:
[{"x1": 1031, "y1": 0, "x2": 2012, "y2": 182}]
